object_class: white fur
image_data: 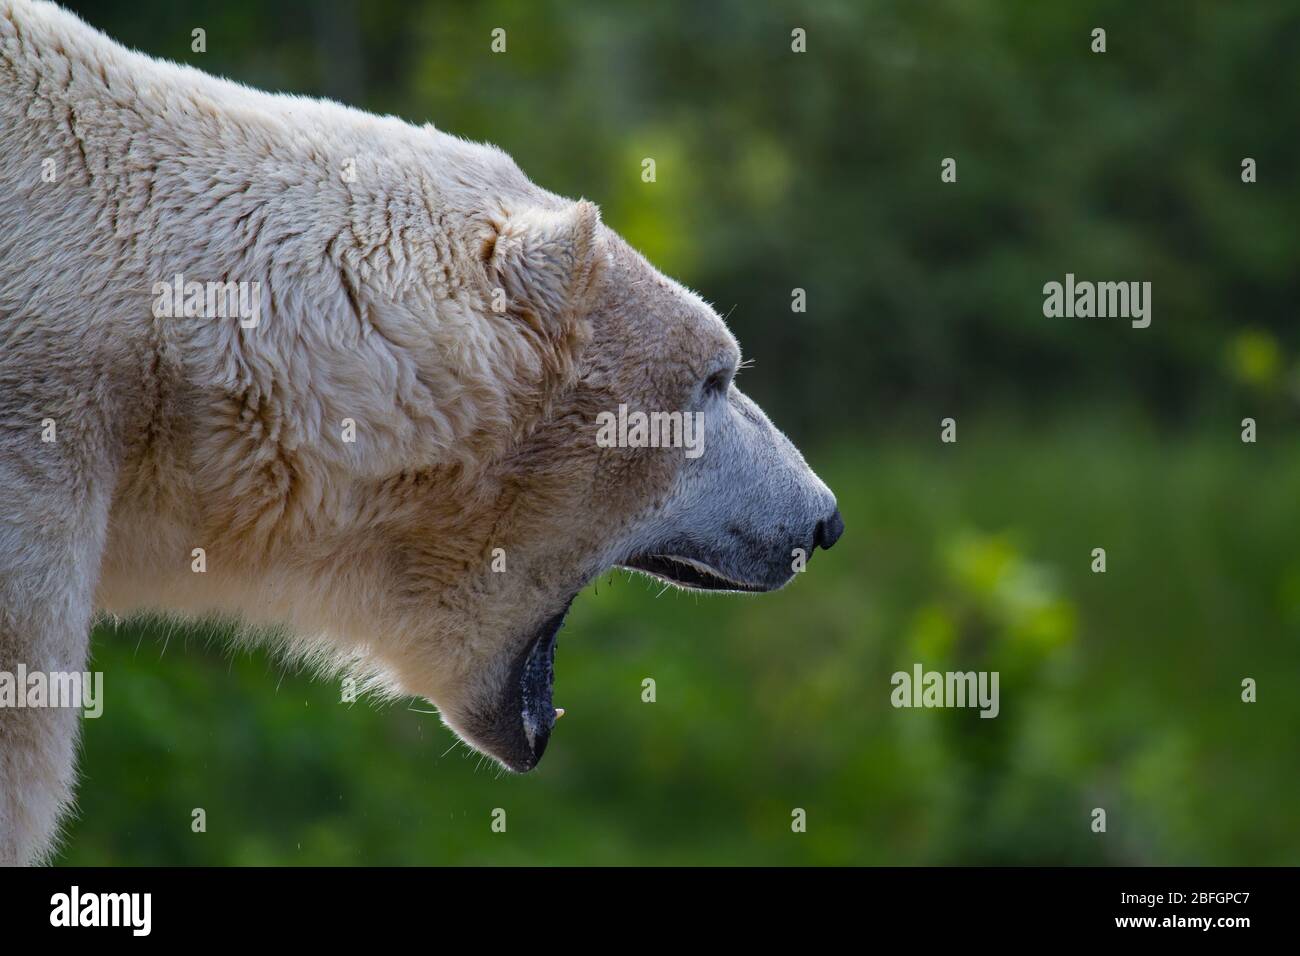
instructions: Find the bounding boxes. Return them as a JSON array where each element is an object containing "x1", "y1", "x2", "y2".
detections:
[
  {"x1": 0, "y1": 0, "x2": 837, "y2": 864},
  {"x1": 0, "y1": 0, "x2": 580, "y2": 863}
]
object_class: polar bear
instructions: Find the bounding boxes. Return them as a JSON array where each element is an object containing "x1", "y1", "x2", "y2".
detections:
[{"x1": 0, "y1": 0, "x2": 843, "y2": 865}]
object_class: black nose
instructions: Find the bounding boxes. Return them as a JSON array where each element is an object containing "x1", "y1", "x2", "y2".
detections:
[{"x1": 814, "y1": 509, "x2": 844, "y2": 551}]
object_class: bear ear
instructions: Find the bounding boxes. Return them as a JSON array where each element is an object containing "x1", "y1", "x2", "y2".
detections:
[{"x1": 483, "y1": 200, "x2": 602, "y2": 330}]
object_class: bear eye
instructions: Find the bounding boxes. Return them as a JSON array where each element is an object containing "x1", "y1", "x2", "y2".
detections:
[{"x1": 703, "y1": 370, "x2": 731, "y2": 398}]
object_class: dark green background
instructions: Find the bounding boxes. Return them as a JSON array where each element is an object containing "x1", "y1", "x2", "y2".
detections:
[{"x1": 57, "y1": 0, "x2": 1300, "y2": 864}]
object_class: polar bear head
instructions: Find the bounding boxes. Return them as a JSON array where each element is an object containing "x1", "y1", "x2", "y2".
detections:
[
  {"x1": 370, "y1": 189, "x2": 844, "y2": 772},
  {"x1": 90, "y1": 123, "x2": 841, "y2": 775},
  {"x1": 114, "y1": 137, "x2": 845, "y2": 773}
]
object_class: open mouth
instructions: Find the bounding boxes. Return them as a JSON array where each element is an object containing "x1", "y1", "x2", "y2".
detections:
[
  {"x1": 618, "y1": 552, "x2": 772, "y2": 593},
  {"x1": 517, "y1": 607, "x2": 565, "y2": 758},
  {"x1": 486, "y1": 552, "x2": 779, "y2": 772},
  {"x1": 497, "y1": 603, "x2": 571, "y2": 772}
]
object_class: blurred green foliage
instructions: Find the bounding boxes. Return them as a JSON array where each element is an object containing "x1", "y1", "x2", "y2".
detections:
[{"x1": 54, "y1": 0, "x2": 1300, "y2": 863}]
